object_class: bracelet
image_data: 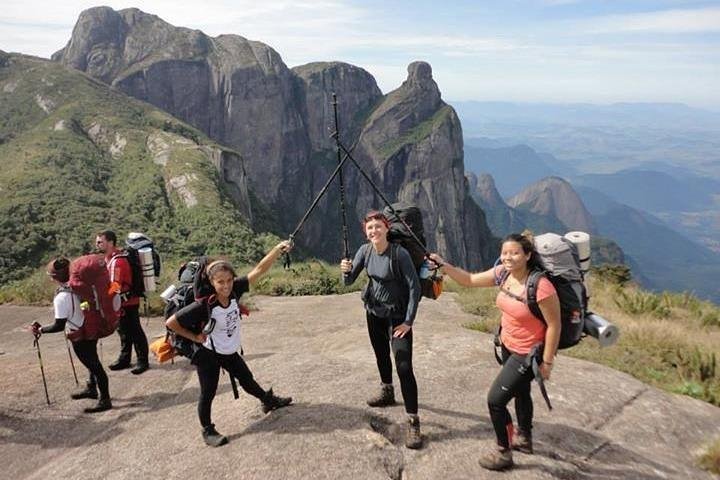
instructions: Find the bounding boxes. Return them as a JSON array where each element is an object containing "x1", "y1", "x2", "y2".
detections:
[{"x1": 544, "y1": 361, "x2": 553, "y2": 366}]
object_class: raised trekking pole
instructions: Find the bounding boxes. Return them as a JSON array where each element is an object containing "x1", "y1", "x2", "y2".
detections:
[
  {"x1": 287, "y1": 139, "x2": 360, "y2": 244},
  {"x1": 331, "y1": 93, "x2": 351, "y2": 260},
  {"x1": 32, "y1": 331, "x2": 51, "y2": 405},
  {"x1": 334, "y1": 139, "x2": 433, "y2": 259},
  {"x1": 65, "y1": 337, "x2": 79, "y2": 386}
]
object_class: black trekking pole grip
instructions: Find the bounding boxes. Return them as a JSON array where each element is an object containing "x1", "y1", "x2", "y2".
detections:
[
  {"x1": 33, "y1": 336, "x2": 51, "y2": 405},
  {"x1": 335, "y1": 139, "x2": 431, "y2": 257}
]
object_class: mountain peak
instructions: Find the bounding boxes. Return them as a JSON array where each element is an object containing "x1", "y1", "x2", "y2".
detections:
[{"x1": 508, "y1": 176, "x2": 596, "y2": 233}]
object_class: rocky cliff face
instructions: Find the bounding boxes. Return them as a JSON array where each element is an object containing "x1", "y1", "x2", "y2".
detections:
[
  {"x1": 467, "y1": 172, "x2": 528, "y2": 236},
  {"x1": 54, "y1": 7, "x2": 496, "y2": 268},
  {"x1": 508, "y1": 176, "x2": 597, "y2": 234}
]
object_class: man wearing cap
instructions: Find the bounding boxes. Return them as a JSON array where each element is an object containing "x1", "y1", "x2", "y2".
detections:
[{"x1": 95, "y1": 230, "x2": 149, "y2": 375}]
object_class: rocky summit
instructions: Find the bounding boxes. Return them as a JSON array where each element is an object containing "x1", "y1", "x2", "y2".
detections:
[
  {"x1": 2, "y1": 294, "x2": 719, "y2": 479},
  {"x1": 53, "y1": 6, "x2": 496, "y2": 268}
]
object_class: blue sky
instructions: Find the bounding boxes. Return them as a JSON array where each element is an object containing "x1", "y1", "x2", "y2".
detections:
[{"x1": 2, "y1": 0, "x2": 719, "y2": 108}]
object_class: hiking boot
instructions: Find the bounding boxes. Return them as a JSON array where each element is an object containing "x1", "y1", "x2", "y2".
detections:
[
  {"x1": 131, "y1": 363, "x2": 149, "y2": 375},
  {"x1": 478, "y1": 446, "x2": 514, "y2": 471},
  {"x1": 405, "y1": 415, "x2": 423, "y2": 449},
  {"x1": 70, "y1": 386, "x2": 98, "y2": 400},
  {"x1": 202, "y1": 424, "x2": 228, "y2": 447},
  {"x1": 512, "y1": 430, "x2": 533, "y2": 454},
  {"x1": 367, "y1": 383, "x2": 395, "y2": 407},
  {"x1": 83, "y1": 398, "x2": 112, "y2": 414},
  {"x1": 261, "y1": 388, "x2": 292, "y2": 413},
  {"x1": 108, "y1": 360, "x2": 131, "y2": 371}
]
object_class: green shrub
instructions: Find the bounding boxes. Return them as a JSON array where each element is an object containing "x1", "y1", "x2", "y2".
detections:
[
  {"x1": 592, "y1": 264, "x2": 632, "y2": 286},
  {"x1": 613, "y1": 289, "x2": 671, "y2": 318},
  {"x1": 699, "y1": 437, "x2": 720, "y2": 475},
  {"x1": 252, "y1": 261, "x2": 363, "y2": 296}
]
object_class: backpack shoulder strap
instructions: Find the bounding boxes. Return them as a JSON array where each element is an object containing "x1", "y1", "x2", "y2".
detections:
[
  {"x1": 390, "y1": 243, "x2": 401, "y2": 280},
  {"x1": 363, "y1": 243, "x2": 372, "y2": 269},
  {"x1": 525, "y1": 270, "x2": 546, "y2": 323}
]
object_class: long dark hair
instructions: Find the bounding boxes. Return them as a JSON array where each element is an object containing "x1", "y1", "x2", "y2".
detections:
[{"x1": 502, "y1": 231, "x2": 542, "y2": 271}]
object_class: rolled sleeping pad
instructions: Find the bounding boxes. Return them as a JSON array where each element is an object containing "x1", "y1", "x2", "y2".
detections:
[
  {"x1": 584, "y1": 313, "x2": 620, "y2": 348},
  {"x1": 139, "y1": 247, "x2": 156, "y2": 292},
  {"x1": 564, "y1": 231, "x2": 591, "y2": 275}
]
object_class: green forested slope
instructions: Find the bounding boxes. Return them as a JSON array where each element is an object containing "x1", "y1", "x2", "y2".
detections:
[{"x1": 0, "y1": 52, "x2": 270, "y2": 284}]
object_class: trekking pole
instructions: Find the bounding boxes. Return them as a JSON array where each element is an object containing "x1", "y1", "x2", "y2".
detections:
[
  {"x1": 144, "y1": 297, "x2": 149, "y2": 327},
  {"x1": 335, "y1": 139, "x2": 433, "y2": 258},
  {"x1": 285, "y1": 140, "x2": 361, "y2": 269},
  {"x1": 65, "y1": 337, "x2": 79, "y2": 386},
  {"x1": 99, "y1": 339, "x2": 103, "y2": 363},
  {"x1": 332, "y1": 93, "x2": 351, "y2": 260},
  {"x1": 33, "y1": 334, "x2": 51, "y2": 405}
]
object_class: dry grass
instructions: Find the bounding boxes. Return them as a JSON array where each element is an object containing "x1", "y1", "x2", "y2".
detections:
[{"x1": 699, "y1": 437, "x2": 720, "y2": 475}]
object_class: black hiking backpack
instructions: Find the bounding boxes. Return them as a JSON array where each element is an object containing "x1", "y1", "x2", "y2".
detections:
[
  {"x1": 382, "y1": 203, "x2": 442, "y2": 300},
  {"x1": 123, "y1": 232, "x2": 161, "y2": 298},
  {"x1": 496, "y1": 232, "x2": 588, "y2": 349}
]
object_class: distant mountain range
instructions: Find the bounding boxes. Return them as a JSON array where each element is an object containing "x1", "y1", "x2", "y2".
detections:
[
  {"x1": 464, "y1": 143, "x2": 720, "y2": 302},
  {"x1": 454, "y1": 101, "x2": 720, "y2": 180}
]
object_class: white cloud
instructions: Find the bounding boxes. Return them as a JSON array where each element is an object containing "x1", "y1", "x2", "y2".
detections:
[{"x1": 583, "y1": 6, "x2": 720, "y2": 34}]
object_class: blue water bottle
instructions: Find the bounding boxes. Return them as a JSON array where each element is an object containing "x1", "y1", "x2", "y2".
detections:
[{"x1": 419, "y1": 260, "x2": 431, "y2": 279}]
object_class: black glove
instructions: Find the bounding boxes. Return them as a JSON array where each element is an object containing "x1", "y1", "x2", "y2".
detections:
[{"x1": 30, "y1": 321, "x2": 42, "y2": 338}]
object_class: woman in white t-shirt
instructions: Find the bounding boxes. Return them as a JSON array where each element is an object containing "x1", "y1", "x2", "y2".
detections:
[
  {"x1": 30, "y1": 257, "x2": 112, "y2": 413},
  {"x1": 166, "y1": 241, "x2": 294, "y2": 447}
]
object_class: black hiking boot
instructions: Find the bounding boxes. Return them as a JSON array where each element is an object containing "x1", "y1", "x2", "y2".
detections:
[
  {"x1": 83, "y1": 398, "x2": 112, "y2": 414},
  {"x1": 202, "y1": 424, "x2": 228, "y2": 447},
  {"x1": 70, "y1": 386, "x2": 98, "y2": 400},
  {"x1": 478, "y1": 446, "x2": 514, "y2": 471},
  {"x1": 367, "y1": 383, "x2": 395, "y2": 407},
  {"x1": 261, "y1": 388, "x2": 292, "y2": 413},
  {"x1": 131, "y1": 362, "x2": 149, "y2": 375},
  {"x1": 405, "y1": 415, "x2": 423, "y2": 449},
  {"x1": 108, "y1": 359, "x2": 131, "y2": 371},
  {"x1": 512, "y1": 429, "x2": 533, "y2": 454}
]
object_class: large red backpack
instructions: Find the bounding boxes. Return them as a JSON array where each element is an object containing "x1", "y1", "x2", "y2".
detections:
[{"x1": 65, "y1": 254, "x2": 121, "y2": 342}]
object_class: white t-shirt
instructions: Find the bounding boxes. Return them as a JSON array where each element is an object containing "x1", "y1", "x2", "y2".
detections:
[
  {"x1": 204, "y1": 301, "x2": 241, "y2": 355},
  {"x1": 54, "y1": 289, "x2": 84, "y2": 334}
]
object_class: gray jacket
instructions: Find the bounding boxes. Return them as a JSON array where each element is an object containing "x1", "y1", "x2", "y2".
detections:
[{"x1": 343, "y1": 243, "x2": 420, "y2": 325}]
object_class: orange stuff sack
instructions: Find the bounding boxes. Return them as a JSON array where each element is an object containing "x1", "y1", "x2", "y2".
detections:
[{"x1": 150, "y1": 336, "x2": 176, "y2": 363}]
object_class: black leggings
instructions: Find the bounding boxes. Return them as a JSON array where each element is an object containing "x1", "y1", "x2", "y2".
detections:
[
  {"x1": 487, "y1": 345, "x2": 535, "y2": 448},
  {"x1": 72, "y1": 339, "x2": 110, "y2": 400},
  {"x1": 366, "y1": 313, "x2": 418, "y2": 414},
  {"x1": 116, "y1": 305, "x2": 149, "y2": 364},
  {"x1": 195, "y1": 348, "x2": 266, "y2": 427}
]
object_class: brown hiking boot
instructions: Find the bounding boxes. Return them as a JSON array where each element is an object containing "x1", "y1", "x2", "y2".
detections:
[
  {"x1": 478, "y1": 446, "x2": 514, "y2": 471},
  {"x1": 405, "y1": 415, "x2": 423, "y2": 449},
  {"x1": 512, "y1": 430, "x2": 533, "y2": 454},
  {"x1": 367, "y1": 384, "x2": 395, "y2": 407}
]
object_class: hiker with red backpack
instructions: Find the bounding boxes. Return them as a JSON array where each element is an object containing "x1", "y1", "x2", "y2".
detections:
[
  {"x1": 165, "y1": 240, "x2": 294, "y2": 447},
  {"x1": 29, "y1": 257, "x2": 118, "y2": 413},
  {"x1": 340, "y1": 210, "x2": 423, "y2": 450},
  {"x1": 96, "y1": 230, "x2": 149, "y2": 375},
  {"x1": 429, "y1": 232, "x2": 561, "y2": 471}
]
